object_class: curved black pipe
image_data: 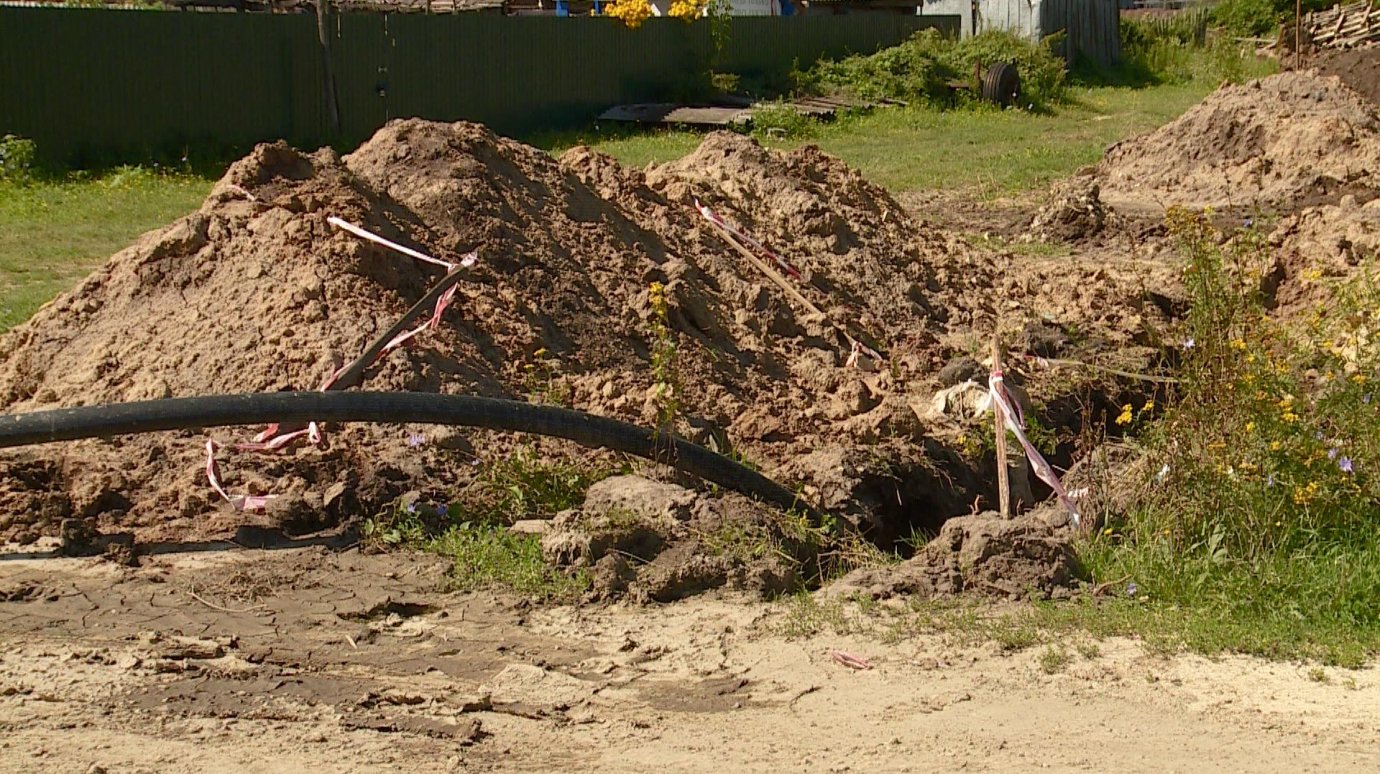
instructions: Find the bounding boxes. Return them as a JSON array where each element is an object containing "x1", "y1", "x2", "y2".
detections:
[{"x1": 0, "y1": 392, "x2": 815, "y2": 518}]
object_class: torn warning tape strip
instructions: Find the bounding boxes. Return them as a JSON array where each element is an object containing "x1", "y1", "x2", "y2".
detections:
[
  {"x1": 248, "y1": 223, "x2": 474, "y2": 449},
  {"x1": 328, "y1": 216, "x2": 460, "y2": 271},
  {"x1": 989, "y1": 371, "x2": 1081, "y2": 528},
  {"x1": 206, "y1": 441, "x2": 275, "y2": 512},
  {"x1": 694, "y1": 199, "x2": 803, "y2": 280}
]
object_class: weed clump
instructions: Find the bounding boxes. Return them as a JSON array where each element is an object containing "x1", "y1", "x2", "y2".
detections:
[
  {"x1": 1082, "y1": 209, "x2": 1380, "y2": 664},
  {"x1": 798, "y1": 29, "x2": 1068, "y2": 109}
]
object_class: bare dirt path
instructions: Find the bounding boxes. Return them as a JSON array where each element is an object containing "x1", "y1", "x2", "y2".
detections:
[{"x1": 1, "y1": 545, "x2": 1376, "y2": 773}]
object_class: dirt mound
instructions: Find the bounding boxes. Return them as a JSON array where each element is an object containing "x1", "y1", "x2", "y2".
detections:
[
  {"x1": 1100, "y1": 71, "x2": 1380, "y2": 210},
  {"x1": 1313, "y1": 45, "x2": 1380, "y2": 107},
  {"x1": 1265, "y1": 192, "x2": 1380, "y2": 314},
  {"x1": 540, "y1": 475, "x2": 810, "y2": 602},
  {"x1": 0, "y1": 120, "x2": 1172, "y2": 590},
  {"x1": 824, "y1": 512, "x2": 1081, "y2": 601},
  {"x1": 1025, "y1": 174, "x2": 1109, "y2": 243}
]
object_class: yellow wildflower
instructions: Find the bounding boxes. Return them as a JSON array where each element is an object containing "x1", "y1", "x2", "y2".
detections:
[
  {"x1": 1115, "y1": 404, "x2": 1133, "y2": 426},
  {"x1": 1245, "y1": 421, "x2": 1256, "y2": 433},
  {"x1": 1270, "y1": 440, "x2": 1282, "y2": 451},
  {"x1": 1141, "y1": 399, "x2": 1156, "y2": 414},
  {"x1": 1230, "y1": 338, "x2": 1247, "y2": 350}
]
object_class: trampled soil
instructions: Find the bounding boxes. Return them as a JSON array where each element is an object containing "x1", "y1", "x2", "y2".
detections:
[
  {"x1": 1, "y1": 546, "x2": 1377, "y2": 773},
  {"x1": 0, "y1": 121, "x2": 1173, "y2": 570}
]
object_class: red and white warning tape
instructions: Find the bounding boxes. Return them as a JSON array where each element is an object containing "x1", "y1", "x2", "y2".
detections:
[
  {"x1": 204, "y1": 218, "x2": 476, "y2": 511},
  {"x1": 205, "y1": 440, "x2": 275, "y2": 512},
  {"x1": 989, "y1": 370, "x2": 1081, "y2": 528},
  {"x1": 694, "y1": 199, "x2": 803, "y2": 280},
  {"x1": 327, "y1": 216, "x2": 461, "y2": 271}
]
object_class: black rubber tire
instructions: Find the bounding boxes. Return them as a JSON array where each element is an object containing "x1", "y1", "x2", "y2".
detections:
[
  {"x1": 980, "y1": 62, "x2": 1021, "y2": 107},
  {"x1": 0, "y1": 391, "x2": 818, "y2": 520}
]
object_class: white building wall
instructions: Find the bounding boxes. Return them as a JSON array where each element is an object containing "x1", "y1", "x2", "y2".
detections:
[{"x1": 917, "y1": 0, "x2": 1046, "y2": 42}]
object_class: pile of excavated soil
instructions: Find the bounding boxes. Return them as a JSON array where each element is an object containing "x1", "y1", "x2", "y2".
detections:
[
  {"x1": 1266, "y1": 191, "x2": 1380, "y2": 314},
  {"x1": 0, "y1": 121, "x2": 1171, "y2": 576},
  {"x1": 1100, "y1": 71, "x2": 1380, "y2": 211},
  {"x1": 1313, "y1": 45, "x2": 1380, "y2": 107}
]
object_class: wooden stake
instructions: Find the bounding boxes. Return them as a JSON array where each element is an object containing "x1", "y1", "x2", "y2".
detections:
[
  {"x1": 992, "y1": 336, "x2": 1010, "y2": 519},
  {"x1": 1296, "y1": 0, "x2": 1303, "y2": 71}
]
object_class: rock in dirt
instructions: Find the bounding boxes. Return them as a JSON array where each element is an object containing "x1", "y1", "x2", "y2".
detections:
[{"x1": 826, "y1": 513, "x2": 1081, "y2": 601}]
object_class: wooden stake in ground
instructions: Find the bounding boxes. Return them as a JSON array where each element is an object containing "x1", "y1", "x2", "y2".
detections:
[
  {"x1": 1296, "y1": 0, "x2": 1303, "y2": 70},
  {"x1": 992, "y1": 336, "x2": 1010, "y2": 519}
]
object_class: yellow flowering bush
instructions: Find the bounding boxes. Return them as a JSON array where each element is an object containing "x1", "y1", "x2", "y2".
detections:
[
  {"x1": 668, "y1": 0, "x2": 706, "y2": 19},
  {"x1": 607, "y1": 0, "x2": 652, "y2": 29}
]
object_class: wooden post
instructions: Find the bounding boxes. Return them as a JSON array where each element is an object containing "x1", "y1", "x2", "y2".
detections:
[
  {"x1": 316, "y1": 0, "x2": 341, "y2": 137},
  {"x1": 1296, "y1": 0, "x2": 1303, "y2": 70},
  {"x1": 992, "y1": 336, "x2": 1010, "y2": 519}
]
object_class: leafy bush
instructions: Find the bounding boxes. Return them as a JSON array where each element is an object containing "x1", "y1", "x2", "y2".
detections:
[
  {"x1": 800, "y1": 29, "x2": 1067, "y2": 109},
  {"x1": 1210, "y1": 0, "x2": 1334, "y2": 37},
  {"x1": 0, "y1": 134, "x2": 37, "y2": 185}
]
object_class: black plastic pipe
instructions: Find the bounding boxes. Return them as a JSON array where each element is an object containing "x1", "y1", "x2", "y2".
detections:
[{"x1": 0, "y1": 392, "x2": 814, "y2": 517}]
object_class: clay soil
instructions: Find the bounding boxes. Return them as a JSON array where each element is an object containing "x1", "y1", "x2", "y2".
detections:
[{"x1": 2, "y1": 546, "x2": 1378, "y2": 773}]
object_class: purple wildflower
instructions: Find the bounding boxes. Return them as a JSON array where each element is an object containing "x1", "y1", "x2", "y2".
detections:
[
  {"x1": 436, "y1": 504, "x2": 449, "y2": 517},
  {"x1": 1243, "y1": 217, "x2": 1254, "y2": 228},
  {"x1": 405, "y1": 501, "x2": 419, "y2": 515},
  {"x1": 1183, "y1": 337, "x2": 1195, "y2": 350},
  {"x1": 1339, "y1": 457, "x2": 1355, "y2": 474},
  {"x1": 1365, "y1": 393, "x2": 1373, "y2": 405},
  {"x1": 1126, "y1": 582, "x2": 1139, "y2": 598},
  {"x1": 1328, "y1": 447, "x2": 1340, "y2": 461},
  {"x1": 406, "y1": 433, "x2": 427, "y2": 448}
]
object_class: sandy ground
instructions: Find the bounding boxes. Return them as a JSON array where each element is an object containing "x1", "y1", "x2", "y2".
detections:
[{"x1": 1, "y1": 544, "x2": 1377, "y2": 773}]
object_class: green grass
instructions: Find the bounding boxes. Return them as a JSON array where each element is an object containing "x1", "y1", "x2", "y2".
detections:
[
  {"x1": 0, "y1": 167, "x2": 213, "y2": 330},
  {"x1": 428, "y1": 524, "x2": 590, "y2": 599},
  {"x1": 540, "y1": 79, "x2": 1252, "y2": 200},
  {"x1": 361, "y1": 446, "x2": 618, "y2": 599}
]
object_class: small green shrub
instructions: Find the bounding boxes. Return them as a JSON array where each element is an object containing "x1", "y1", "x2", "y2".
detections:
[
  {"x1": 1118, "y1": 14, "x2": 1271, "y2": 87},
  {"x1": 0, "y1": 135, "x2": 37, "y2": 185},
  {"x1": 748, "y1": 102, "x2": 818, "y2": 140},
  {"x1": 473, "y1": 445, "x2": 616, "y2": 523},
  {"x1": 1210, "y1": 0, "x2": 1333, "y2": 37}
]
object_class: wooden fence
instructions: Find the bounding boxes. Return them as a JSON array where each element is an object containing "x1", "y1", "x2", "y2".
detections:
[{"x1": 0, "y1": 7, "x2": 956, "y2": 164}]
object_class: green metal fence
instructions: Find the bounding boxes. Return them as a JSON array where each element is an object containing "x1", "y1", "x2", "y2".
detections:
[{"x1": 0, "y1": 8, "x2": 956, "y2": 164}]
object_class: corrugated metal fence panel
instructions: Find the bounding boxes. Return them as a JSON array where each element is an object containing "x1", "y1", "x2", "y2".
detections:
[
  {"x1": 0, "y1": 8, "x2": 957, "y2": 163},
  {"x1": 0, "y1": 8, "x2": 321, "y2": 164}
]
